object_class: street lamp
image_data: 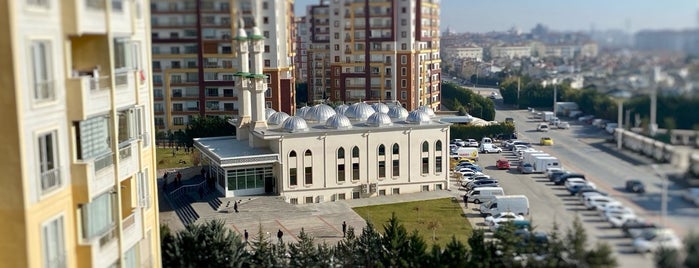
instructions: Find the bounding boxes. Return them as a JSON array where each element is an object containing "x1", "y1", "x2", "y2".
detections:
[
  {"x1": 651, "y1": 164, "x2": 667, "y2": 227},
  {"x1": 609, "y1": 89, "x2": 632, "y2": 150}
]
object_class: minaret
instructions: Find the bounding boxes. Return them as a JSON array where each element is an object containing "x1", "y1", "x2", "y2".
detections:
[
  {"x1": 248, "y1": 22, "x2": 268, "y2": 130},
  {"x1": 234, "y1": 15, "x2": 252, "y2": 141}
]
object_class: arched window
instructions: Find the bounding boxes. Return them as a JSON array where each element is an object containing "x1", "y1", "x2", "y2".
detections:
[
  {"x1": 305, "y1": 150, "x2": 312, "y2": 156},
  {"x1": 392, "y1": 143, "x2": 399, "y2": 154},
  {"x1": 338, "y1": 147, "x2": 345, "y2": 159},
  {"x1": 435, "y1": 140, "x2": 442, "y2": 151},
  {"x1": 422, "y1": 141, "x2": 429, "y2": 152},
  {"x1": 378, "y1": 144, "x2": 385, "y2": 156},
  {"x1": 289, "y1": 150, "x2": 297, "y2": 157},
  {"x1": 352, "y1": 146, "x2": 359, "y2": 158}
]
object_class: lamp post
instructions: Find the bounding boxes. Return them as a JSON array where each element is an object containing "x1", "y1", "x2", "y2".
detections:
[
  {"x1": 652, "y1": 164, "x2": 667, "y2": 227},
  {"x1": 609, "y1": 89, "x2": 631, "y2": 150}
]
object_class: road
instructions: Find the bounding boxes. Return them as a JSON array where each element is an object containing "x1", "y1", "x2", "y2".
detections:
[{"x1": 454, "y1": 88, "x2": 699, "y2": 267}]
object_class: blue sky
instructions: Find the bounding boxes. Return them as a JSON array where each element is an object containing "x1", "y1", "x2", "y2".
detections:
[{"x1": 294, "y1": 0, "x2": 699, "y2": 33}]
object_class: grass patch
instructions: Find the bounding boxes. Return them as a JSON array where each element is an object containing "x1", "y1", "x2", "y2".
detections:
[
  {"x1": 352, "y1": 198, "x2": 472, "y2": 249},
  {"x1": 156, "y1": 147, "x2": 197, "y2": 170}
]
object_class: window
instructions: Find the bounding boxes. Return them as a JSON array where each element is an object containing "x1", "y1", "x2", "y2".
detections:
[
  {"x1": 206, "y1": 88, "x2": 218, "y2": 97},
  {"x1": 392, "y1": 143, "x2": 399, "y2": 154},
  {"x1": 422, "y1": 141, "x2": 429, "y2": 152},
  {"x1": 436, "y1": 140, "x2": 442, "y2": 151},
  {"x1": 42, "y1": 216, "x2": 65, "y2": 268},
  {"x1": 401, "y1": 31, "x2": 407, "y2": 38},
  {"x1": 289, "y1": 168, "x2": 297, "y2": 186},
  {"x1": 137, "y1": 170, "x2": 150, "y2": 208},
  {"x1": 422, "y1": 157, "x2": 429, "y2": 174},
  {"x1": 392, "y1": 159, "x2": 399, "y2": 177},
  {"x1": 265, "y1": 88, "x2": 272, "y2": 98},
  {"x1": 263, "y1": 17, "x2": 269, "y2": 24},
  {"x1": 393, "y1": 188, "x2": 400, "y2": 194},
  {"x1": 38, "y1": 131, "x2": 60, "y2": 194},
  {"x1": 289, "y1": 150, "x2": 297, "y2": 157},
  {"x1": 305, "y1": 167, "x2": 312, "y2": 184},
  {"x1": 401, "y1": 55, "x2": 407, "y2": 64},
  {"x1": 264, "y1": 45, "x2": 270, "y2": 53},
  {"x1": 401, "y1": 19, "x2": 407, "y2": 26},
  {"x1": 31, "y1": 40, "x2": 54, "y2": 101},
  {"x1": 401, "y1": 91, "x2": 407, "y2": 100},
  {"x1": 264, "y1": 60, "x2": 270, "y2": 67},
  {"x1": 81, "y1": 192, "x2": 114, "y2": 240},
  {"x1": 305, "y1": 196, "x2": 314, "y2": 204},
  {"x1": 378, "y1": 161, "x2": 386, "y2": 178},
  {"x1": 378, "y1": 144, "x2": 385, "y2": 156},
  {"x1": 337, "y1": 147, "x2": 345, "y2": 159},
  {"x1": 435, "y1": 156, "x2": 443, "y2": 173},
  {"x1": 263, "y1": 31, "x2": 269, "y2": 38},
  {"x1": 352, "y1": 163, "x2": 359, "y2": 180},
  {"x1": 401, "y1": 67, "x2": 407, "y2": 76},
  {"x1": 401, "y1": 79, "x2": 407, "y2": 88},
  {"x1": 338, "y1": 164, "x2": 345, "y2": 182},
  {"x1": 352, "y1": 146, "x2": 359, "y2": 158},
  {"x1": 173, "y1": 117, "x2": 184, "y2": 125}
]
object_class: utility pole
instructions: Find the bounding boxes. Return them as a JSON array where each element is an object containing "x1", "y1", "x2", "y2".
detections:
[
  {"x1": 517, "y1": 77, "x2": 521, "y2": 108},
  {"x1": 553, "y1": 83, "x2": 557, "y2": 115}
]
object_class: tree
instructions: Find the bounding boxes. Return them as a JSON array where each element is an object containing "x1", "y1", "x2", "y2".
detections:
[
  {"x1": 427, "y1": 220, "x2": 441, "y2": 242},
  {"x1": 249, "y1": 224, "x2": 285, "y2": 267},
  {"x1": 584, "y1": 242, "x2": 617, "y2": 268},
  {"x1": 379, "y1": 213, "x2": 412, "y2": 267},
  {"x1": 439, "y1": 236, "x2": 469, "y2": 267},
  {"x1": 355, "y1": 222, "x2": 383, "y2": 266},
  {"x1": 684, "y1": 232, "x2": 699, "y2": 268},
  {"x1": 160, "y1": 220, "x2": 249, "y2": 268},
  {"x1": 287, "y1": 228, "x2": 320, "y2": 267},
  {"x1": 467, "y1": 229, "x2": 494, "y2": 267},
  {"x1": 184, "y1": 116, "x2": 236, "y2": 147},
  {"x1": 565, "y1": 216, "x2": 587, "y2": 264},
  {"x1": 655, "y1": 247, "x2": 682, "y2": 268}
]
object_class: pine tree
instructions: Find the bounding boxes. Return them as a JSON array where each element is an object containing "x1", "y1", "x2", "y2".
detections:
[
  {"x1": 379, "y1": 213, "x2": 411, "y2": 267},
  {"x1": 655, "y1": 247, "x2": 682, "y2": 268},
  {"x1": 685, "y1": 232, "x2": 699, "y2": 268},
  {"x1": 249, "y1": 224, "x2": 284, "y2": 267},
  {"x1": 467, "y1": 229, "x2": 494, "y2": 267},
  {"x1": 584, "y1": 243, "x2": 617, "y2": 268},
  {"x1": 333, "y1": 226, "x2": 359, "y2": 266},
  {"x1": 356, "y1": 222, "x2": 383, "y2": 266},
  {"x1": 565, "y1": 216, "x2": 587, "y2": 264},
  {"x1": 440, "y1": 236, "x2": 469, "y2": 267},
  {"x1": 160, "y1": 220, "x2": 249, "y2": 268},
  {"x1": 287, "y1": 228, "x2": 320, "y2": 267}
]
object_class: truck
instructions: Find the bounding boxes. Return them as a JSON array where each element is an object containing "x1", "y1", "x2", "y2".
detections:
[
  {"x1": 522, "y1": 152, "x2": 548, "y2": 165},
  {"x1": 455, "y1": 147, "x2": 479, "y2": 161},
  {"x1": 532, "y1": 156, "x2": 561, "y2": 173},
  {"x1": 542, "y1": 111, "x2": 555, "y2": 122},
  {"x1": 480, "y1": 195, "x2": 530, "y2": 216}
]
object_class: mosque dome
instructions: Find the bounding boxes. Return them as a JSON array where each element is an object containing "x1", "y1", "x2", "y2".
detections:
[
  {"x1": 344, "y1": 102, "x2": 375, "y2": 121},
  {"x1": 303, "y1": 104, "x2": 336, "y2": 122},
  {"x1": 325, "y1": 114, "x2": 353, "y2": 130},
  {"x1": 366, "y1": 112, "x2": 393, "y2": 127},
  {"x1": 405, "y1": 110, "x2": 432, "y2": 125},
  {"x1": 265, "y1": 108, "x2": 277, "y2": 119},
  {"x1": 267, "y1": 112, "x2": 290, "y2": 125},
  {"x1": 281, "y1": 116, "x2": 309, "y2": 133},
  {"x1": 296, "y1": 106, "x2": 311, "y2": 118},
  {"x1": 416, "y1": 105, "x2": 436, "y2": 118},
  {"x1": 387, "y1": 106, "x2": 409, "y2": 119},
  {"x1": 371, "y1": 103, "x2": 390, "y2": 114},
  {"x1": 334, "y1": 104, "x2": 349, "y2": 115}
]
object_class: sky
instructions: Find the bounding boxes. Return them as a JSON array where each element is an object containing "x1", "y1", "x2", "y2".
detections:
[{"x1": 294, "y1": 0, "x2": 699, "y2": 33}]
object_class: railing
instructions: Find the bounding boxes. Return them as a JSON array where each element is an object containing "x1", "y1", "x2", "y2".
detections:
[
  {"x1": 89, "y1": 76, "x2": 111, "y2": 91},
  {"x1": 86, "y1": 0, "x2": 104, "y2": 9},
  {"x1": 115, "y1": 72, "x2": 128, "y2": 86},
  {"x1": 98, "y1": 227, "x2": 117, "y2": 248},
  {"x1": 119, "y1": 145, "x2": 132, "y2": 160},
  {"x1": 168, "y1": 180, "x2": 206, "y2": 199},
  {"x1": 94, "y1": 153, "x2": 114, "y2": 173},
  {"x1": 122, "y1": 212, "x2": 136, "y2": 230},
  {"x1": 41, "y1": 168, "x2": 61, "y2": 194}
]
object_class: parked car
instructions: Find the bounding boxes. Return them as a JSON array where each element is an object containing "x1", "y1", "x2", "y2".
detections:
[
  {"x1": 461, "y1": 175, "x2": 491, "y2": 187},
  {"x1": 536, "y1": 123, "x2": 549, "y2": 132},
  {"x1": 485, "y1": 212, "x2": 524, "y2": 227},
  {"x1": 546, "y1": 168, "x2": 567, "y2": 180},
  {"x1": 539, "y1": 137, "x2": 554, "y2": 146},
  {"x1": 456, "y1": 162, "x2": 482, "y2": 172},
  {"x1": 466, "y1": 139, "x2": 479, "y2": 147},
  {"x1": 554, "y1": 173, "x2": 586, "y2": 185},
  {"x1": 605, "y1": 123, "x2": 618, "y2": 134},
  {"x1": 578, "y1": 190, "x2": 608, "y2": 203},
  {"x1": 496, "y1": 158, "x2": 510, "y2": 170},
  {"x1": 578, "y1": 115, "x2": 594, "y2": 122},
  {"x1": 557, "y1": 122, "x2": 570, "y2": 129},
  {"x1": 625, "y1": 180, "x2": 646, "y2": 194},
  {"x1": 584, "y1": 195, "x2": 618, "y2": 211},
  {"x1": 682, "y1": 188, "x2": 699, "y2": 206},
  {"x1": 466, "y1": 179, "x2": 499, "y2": 191},
  {"x1": 633, "y1": 229, "x2": 683, "y2": 253},
  {"x1": 518, "y1": 163, "x2": 534, "y2": 174},
  {"x1": 622, "y1": 220, "x2": 658, "y2": 238}
]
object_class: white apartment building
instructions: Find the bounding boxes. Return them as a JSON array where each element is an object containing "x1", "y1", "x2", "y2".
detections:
[
  {"x1": 442, "y1": 46, "x2": 483, "y2": 61},
  {"x1": 489, "y1": 45, "x2": 532, "y2": 59}
]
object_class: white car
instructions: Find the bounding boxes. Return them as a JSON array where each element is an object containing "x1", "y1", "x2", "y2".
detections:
[
  {"x1": 584, "y1": 195, "x2": 617, "y2": 210},
  {"x1": 565, "y1": 178, "x2": 595, "y2": 191},
  {"x1": 456, "y1": 168, "x2": 477, "y2": 176},
  {"x1": 607, "y1": 213, "x2": 638, "y2": 228},
  {"x1": 633, "y1": 229, "x2": 683, "y2": 253},
  {"x1": 557, "y1": 122, "x2": 570, "y2": 129},
  {"x1": 461, "y1": 175, "x2": 491, "y2": 187},
  {"x1": 466, "y1": 139, "x2": 479, "y2": 147},
  {"x1": 485, "y1": 212, "x2": 525, "y2": 231},
  {"x1": 481, "y1": 145, "x2": 503, "y2": 153},
  {"x1": 545, "y1": 167, "x2": 564, "y2": 178}
]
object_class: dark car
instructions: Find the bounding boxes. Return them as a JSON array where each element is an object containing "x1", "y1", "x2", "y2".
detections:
[
  {"x1": 548, "y1": 170, "x2": 570, "y2": 181},
  {"x1": 621, "y1": 219, "x2": 657, "y2": 238},
  {"x1": 625, "y1": 180, "x2": 646, "y2": 193},
  {"x1": 554, "y1": 173, "x2": 585, "y2": 185},
  {"x1": 568, "y1": 184, "x2": 594, "y2": 196}
]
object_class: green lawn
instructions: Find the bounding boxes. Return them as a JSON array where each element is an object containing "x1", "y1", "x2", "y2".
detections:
[
  {"x1": 156, "y1": 147, "x2": 197, "y2": 170},
  {"x1": 352, "y1": 198, "x2": 472, "y2": 249}
]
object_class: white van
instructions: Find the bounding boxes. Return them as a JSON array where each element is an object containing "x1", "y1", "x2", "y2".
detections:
[
  {"x1": 467, "y1": 187, "x2": 505, "y2": 204},
  {"x1": 480, "y1": 195, "x2": 530, "y2": 216},
  {"x1": 454, "y1": 147, "x2": 479, "y2": 161}
]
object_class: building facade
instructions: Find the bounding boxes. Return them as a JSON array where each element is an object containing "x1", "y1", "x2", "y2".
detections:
[
  {"x1": 0, "y1": 0, "x2": 160, "y2": 267},
  {"x1": 442, "y1": 46, "x2": 483, "y2": 61},
  {"x1": 303, "y1": 0, "x2": 442, "y2": 111},
  {"x1": 150, "y1": 0, "x2": 295, "y2": 131}
]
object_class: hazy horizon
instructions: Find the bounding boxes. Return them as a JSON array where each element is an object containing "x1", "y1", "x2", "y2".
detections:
[{"x1": 293, "y1": 0, "x2": 699, "y2": 34}]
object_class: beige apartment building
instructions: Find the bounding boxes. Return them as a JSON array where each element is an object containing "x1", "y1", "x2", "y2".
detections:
[
  {"x1": 304, "y1": 0, "x2": 442, "y2": 111},
  {"x1": 150, "y1": 0, "x2": 296, "y2": 131},
  {"x1": 0, "y1": 0, "x2": 161, "y2": 267}
]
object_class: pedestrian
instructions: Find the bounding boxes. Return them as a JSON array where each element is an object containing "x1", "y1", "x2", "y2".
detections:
[
  {"x1": 233, "y1": 201, "x2": 238, "y2": 213},
  {"x1": 463, "y1": 194, "x2": 469, "y2": 208},
  {"x1": 277, "y1": 229, "x2": 283, "y2": 242},
  {"x1": 244, "y1": 229, "x2": 249, "y2": 243},
  {"x1": 176, "y1": 171, "x2": 182, "y2": 185},
  {"x1": 342, "y1": 221, "x2": 347, "y2": 237}
]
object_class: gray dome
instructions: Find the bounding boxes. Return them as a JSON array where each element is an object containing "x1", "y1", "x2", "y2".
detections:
[
  {"x1": 303, "y1": 104, "x2": 336, "y2": 122},
  {"x1": 325, "y1": 114, "x2": 353, "y2": 130},
  {"x1": 281, "y1": 116, "x2": 309, "y2": 133},
  {"x1": 344, "y1": 102, "x2": 375, "y2": 121},
  {"x1": 265, "y1": 108, "x2": 277, "y2": 119},
  {"x1": 296, "y1": 106, "x2": 311, "y2": 118},
  {"x1": 366, "y1": 112, "x2": 393, "y2": 127},
  {"x1": 405, "y1": 110, "x2": 432, "y2": 125},
  {"x1": 267, "y1": 112, "x2": 290, "y2": 125},
  {"x1": 335, "y1": 104, "x2": 349, "y2": 115},
  {"x1": 387, "y1": 106, "x2": 409, "y2": 119},
  {"x1": 371, "y1": 103, "x2": 390, "y2": 114},
  {"x1": 417, "y1": 106, "x2": 436, "y2": 118}
]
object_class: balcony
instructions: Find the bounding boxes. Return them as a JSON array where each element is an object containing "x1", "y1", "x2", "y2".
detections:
[
  {"x1": 118, "y1": 142, "x2": 138, "y2": 181},
  {"x1": 66, "y1": 76, "x2": 112, "y2": 121},
  {"x1": 114, "y1": 71, "x2": 137, "y2": 109},
  {"x1": 62, "y1": 0, "x2": 107, "y2": 35},
  {"x1": 72, "y1": 153, "x2": 115, "y2": 203},
  {"x1": 89, "y1": 226, "x2": 119, "y2": 268},
  {"x1": 121, "y1": 210, "x2": 143, "y2": 251}
]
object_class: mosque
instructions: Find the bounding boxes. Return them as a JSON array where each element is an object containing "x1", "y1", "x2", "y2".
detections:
[{"x1": 193, "y1": 16, "x2": 451, "y2": 204}]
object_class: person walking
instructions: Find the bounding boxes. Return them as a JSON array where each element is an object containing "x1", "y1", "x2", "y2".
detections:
[
  {"x1": 244, "y1": 229, "x2": 249, "y2": 243},
  {"x1": 277, "y1": 229, "x2": 283, "y2": 242},
  {"x1": 463, "y1": 194, "x2": 469, "y2": 208},
  {"x1": 342, "y1": 221, "x2": 347, "y2": 237},
  {"x1": 233, "y1": 201, "x2": 238, "y2": 213}
]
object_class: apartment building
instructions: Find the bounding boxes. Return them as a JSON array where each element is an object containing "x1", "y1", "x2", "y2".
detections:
[
  {"x1": 294, "y1": 16, "x2": 310, "y2": 84},
  {"x1": 0, "y1": 1, "x2": 161, "y2": 267},
  {"x1": 304, "y1": 0, "x2": 442, "y2": 111},
  {"x1": 150, "y1": 0, "x2": 295, "y2": 131},
  {"x1": 442, "y1": 46, "x2": 483, "y2": 61},
  {"x1": 489, "y1": 45, "x2": 532, "y2": 59}
]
